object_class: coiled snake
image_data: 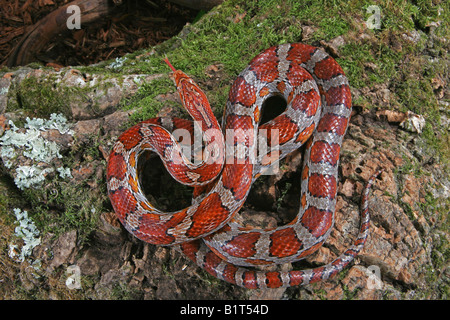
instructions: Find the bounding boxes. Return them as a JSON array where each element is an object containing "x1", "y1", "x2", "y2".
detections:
[{"x1": 106, "y1": 43, "x2": 380, "y2": 289}]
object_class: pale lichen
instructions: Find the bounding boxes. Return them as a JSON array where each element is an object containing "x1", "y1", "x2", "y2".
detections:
[
  {"x1": 8, "y1": 208, "x2": 41, "y2": 263},
  {"x1": 14, "y1": 165, "x2": 54, "y2": 189},
  {"x1": 0, "y1": 113, "x2": 73, "y2": 190},
  {"x1": 57, "y1": 166, "x2": 73, "y2": 179},
  {"x1": 109, "y1": 56, "x2": 128, "y2": 70}
]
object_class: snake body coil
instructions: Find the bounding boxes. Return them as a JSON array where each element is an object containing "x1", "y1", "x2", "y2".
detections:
[{"x1": 107, "y1": 43, "x2": 379, "y2": 289}]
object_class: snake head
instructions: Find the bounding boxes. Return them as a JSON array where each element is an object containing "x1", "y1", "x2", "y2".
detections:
[
  {"x1": 163, "y1": 57, "x2": 195, "y2": 88},
  {"x1": 163, "y1": 58, "x2": 205, "y2": 110},
  {"x1": 163, "y1": 57, "x2": 218, "y2": 131}
]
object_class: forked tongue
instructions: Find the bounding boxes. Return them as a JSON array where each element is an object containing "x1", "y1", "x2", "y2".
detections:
[{"x1": 163, "y1": 57, "x2": 177, "y2": 72}]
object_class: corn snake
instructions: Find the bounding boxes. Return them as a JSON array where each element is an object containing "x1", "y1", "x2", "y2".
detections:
[{"x1": 106, "y1": 43, "x2": 380, "y2": 289}]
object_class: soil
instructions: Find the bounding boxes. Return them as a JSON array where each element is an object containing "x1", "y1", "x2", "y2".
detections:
[{"x1": 0, "y1": 0, "x2": 199, "y2": 67}]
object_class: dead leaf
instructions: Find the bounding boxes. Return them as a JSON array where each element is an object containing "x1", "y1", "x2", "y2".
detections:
[
  {"x1": 39, "y1": 0, "x2": 55, "y2": 6},
  {"x1": 233, "y1": 12, "x2": 246, "y2": 23}
]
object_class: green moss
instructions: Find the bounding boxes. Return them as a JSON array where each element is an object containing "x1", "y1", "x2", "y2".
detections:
[
  {"x1": 110, "y1": 282, "x2": 142, "y2": 300},
  {"x1": 276, "y1": 182, "x2": 292, "y2": 209},
  {"x1": 0, "y1": 178, "x2": 22, "y2": 267},
  {"x1": 9, "y1": 75, "x2": 71, "y2": 118},
  {"x1": 120, "y1": 76, "x2": 176, "y2": 124}
]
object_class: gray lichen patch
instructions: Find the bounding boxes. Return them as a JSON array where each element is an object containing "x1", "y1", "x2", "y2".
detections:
[{"x1": 0, "y1": 113, "x2": 73, "y2": 190}]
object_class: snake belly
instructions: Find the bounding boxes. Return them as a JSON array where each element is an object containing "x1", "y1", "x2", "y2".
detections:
[{"x1": 107, "y1": 43, "x2": 377, "y2": 289}]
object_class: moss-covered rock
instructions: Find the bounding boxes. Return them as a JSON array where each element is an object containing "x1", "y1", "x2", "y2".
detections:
[{"x1": 0, "y1": 0, "x2": 448, "y2": 300}]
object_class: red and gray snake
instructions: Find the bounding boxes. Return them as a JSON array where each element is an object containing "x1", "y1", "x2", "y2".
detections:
[{"x1": 106, "y1": 43, "x2": 380, "y2": 289}]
